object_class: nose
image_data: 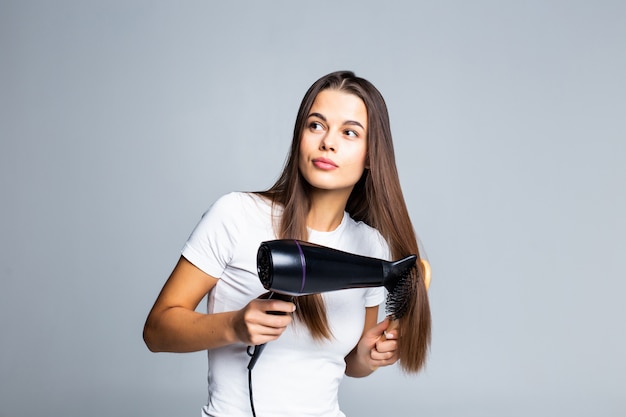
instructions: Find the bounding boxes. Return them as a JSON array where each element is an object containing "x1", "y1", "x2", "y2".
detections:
[{"x1": 319, "y1": 133, "x2": 336, "y2": 152}]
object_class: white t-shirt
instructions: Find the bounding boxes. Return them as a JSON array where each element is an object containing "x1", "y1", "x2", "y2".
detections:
[{"x1": 182, "y1": 192, "x2": 389, "y2": 417}]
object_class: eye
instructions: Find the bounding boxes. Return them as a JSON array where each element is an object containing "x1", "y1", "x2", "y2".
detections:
[
  {"x1": 344, "y1": 129, "x2": 358, "y2": 138},
  {"x1": 309, "y1": 121, "x2": 324, "y2": 131}
]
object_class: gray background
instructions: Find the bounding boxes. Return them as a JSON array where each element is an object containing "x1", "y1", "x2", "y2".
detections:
[{"x1": 1, "y1": 1, "x2": 625, "y2": 416}]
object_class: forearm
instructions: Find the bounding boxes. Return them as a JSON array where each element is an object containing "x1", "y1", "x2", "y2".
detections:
[
  {"x1": 144, "y1": 307, "x2": 239, "y2": 353},
  {"x1": 344, "y1": 346, "x2": 376, "y2": 378}
]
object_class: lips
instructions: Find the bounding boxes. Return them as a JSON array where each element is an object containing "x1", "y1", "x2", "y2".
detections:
[{"x1": 312, "y1": 157, "x2": 338, "y2": 170}]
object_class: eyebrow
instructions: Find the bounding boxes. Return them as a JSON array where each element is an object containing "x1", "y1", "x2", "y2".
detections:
[{"x1": 307, "y1": 112, "x2": 365, "y2": 130}]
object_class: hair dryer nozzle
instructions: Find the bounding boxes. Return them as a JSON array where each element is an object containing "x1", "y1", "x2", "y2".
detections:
[{"x1": 383, "y1": 255, "x2": 417, "y2": 292}]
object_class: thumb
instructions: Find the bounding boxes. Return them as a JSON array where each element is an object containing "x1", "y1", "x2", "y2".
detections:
[{"x1": 365, "y1": 317, "x2": 391, "y2": 339}]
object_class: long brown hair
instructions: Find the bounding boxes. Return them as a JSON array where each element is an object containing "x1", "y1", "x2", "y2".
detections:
[{"x1": 258, "y1": 71, "x2": 431, "y2": 373}]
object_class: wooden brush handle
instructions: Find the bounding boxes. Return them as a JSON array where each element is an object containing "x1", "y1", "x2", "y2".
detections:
[{"x1": 422, "y1": 258, "x2": 431, "y2": 290}]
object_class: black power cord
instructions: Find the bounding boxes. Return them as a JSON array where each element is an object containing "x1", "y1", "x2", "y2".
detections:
[
  {"x1": 245, "y1": 293, "x2": 294, "y2": 417},
  {"x1": 246, "y1": 345, "x2": 259, "y2": 417}
]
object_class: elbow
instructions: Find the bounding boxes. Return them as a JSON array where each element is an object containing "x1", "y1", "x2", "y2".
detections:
[
  {"x1": 345, "y1": 367, "x2": 375, "y2": 379},
  {"x1": 345, "y1": 369, "x2": 374, "y2": 378},
  {"x1": 143, "y1": 320, "x2": 163, "y2": 353}
]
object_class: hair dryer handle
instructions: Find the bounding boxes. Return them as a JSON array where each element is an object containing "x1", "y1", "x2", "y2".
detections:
[{"x1": 247, "y1": 292, "x2": 294, "y2": 370}]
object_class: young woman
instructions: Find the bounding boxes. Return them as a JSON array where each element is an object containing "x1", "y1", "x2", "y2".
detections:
[{"x1": 143, "y1": 70, "x2": 431, "y2": 417}]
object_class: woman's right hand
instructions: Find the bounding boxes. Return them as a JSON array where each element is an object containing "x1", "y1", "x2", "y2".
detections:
[
  {"x1": 144, "y1": 256, "x2": 295, "y2": 353},
  {"x1": 232, "y1": 298, "x2": 296, "y2": 346}
]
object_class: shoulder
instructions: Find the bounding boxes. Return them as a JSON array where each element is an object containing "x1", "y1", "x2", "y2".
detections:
[
  {"x1": 206, "y1": 192, "x2": 271, "y2": 216},
  {"x1": 210, "y1": 191, "x2": 254, "y2": 209}
]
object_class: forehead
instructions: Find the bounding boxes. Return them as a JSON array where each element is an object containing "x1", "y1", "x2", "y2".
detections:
[{"x1": 309, "y1": 89, "x2": 367, "y2": 126}]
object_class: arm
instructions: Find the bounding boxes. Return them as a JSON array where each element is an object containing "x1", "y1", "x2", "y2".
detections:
[
  {"x1": 143, "y1": 256, "x2": 295, "y2": 353},
  {"x1": 344, "y1": 306, "x2": 399, "y2": 377}
]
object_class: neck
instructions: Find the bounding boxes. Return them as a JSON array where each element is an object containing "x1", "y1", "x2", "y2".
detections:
[{"x1": 306, "y1": 189, "x2": 351, "y2": 232}]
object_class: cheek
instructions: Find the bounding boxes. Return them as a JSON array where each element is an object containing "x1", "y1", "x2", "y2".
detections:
[
  {"x1": 297, "y1": 139, "x2": 308, "y2": 165},
  {"x1": 299, "y1": 134, "x2": 314, "y2": 156},
  {"x1": 347, "y1": 144, "x2": 368, "y2": 169},
  {"x1": 297, "y1": 139, "x2": 313, "y2": 176}
]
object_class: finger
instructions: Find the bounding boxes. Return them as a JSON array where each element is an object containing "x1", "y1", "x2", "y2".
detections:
[
  {"x1": 375, "y1": 338, "x2": 398, "y2": 354},
  {"x1": 373, "y1": 339, "x2": 399, "y2": 358},
  {"x1": 251, "y1": 322, "x2": 288, "y2": 337},
  {"x1": 370, "y1": 348, "x2": 398, "y2": 364},
  {"x1": 263, "y1": 300, "x2": 297, "y2": 315},
  {"x1": 383, "y1": 329, "x2": 398, "y2": 340},
  {"x1": 251, "y1": 307, "x2": 293, "y2": 327},
  {"x1": 247, "y1": 319, "x2": 291, "y2": 345},
  {"x1": 245, "y1": 306, "x2": 293, "y2": 330},
  {"x1": 364, "y1": 317, "x2": 391, "y2": 339}
]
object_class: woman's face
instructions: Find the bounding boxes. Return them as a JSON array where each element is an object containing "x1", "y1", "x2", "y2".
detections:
[{"x1": 298, "y1": 89, "x2": 368, "y2": 196}]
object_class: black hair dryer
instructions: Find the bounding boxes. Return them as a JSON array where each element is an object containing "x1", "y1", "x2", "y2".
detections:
[
  {"x1": 257, "y1": 239, "x2": 416, "y2": 295},
  {"x1": 247, "y1": 239, "x2": 416, "y2": 369}
]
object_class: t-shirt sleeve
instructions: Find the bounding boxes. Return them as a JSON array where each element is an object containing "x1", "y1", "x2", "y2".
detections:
[
  {"x1": 364, "y1": 286, "x2": 385, "y2": 308},
  {"x1": 181, "y1": 192, "x2": 242, "y2": 278}
]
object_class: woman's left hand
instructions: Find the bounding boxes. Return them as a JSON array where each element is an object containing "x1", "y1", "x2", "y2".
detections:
[
  {"x1": 365, "y1": 317, "x2": 400, "y2": 367},
  {"x1": 345, "y1": 317, "x2": 399, "y2": 377}
]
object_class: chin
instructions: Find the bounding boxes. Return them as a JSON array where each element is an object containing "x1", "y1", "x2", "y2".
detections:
[{"x1": 301, "y1": 170, "x2": 361, "y2": 194}]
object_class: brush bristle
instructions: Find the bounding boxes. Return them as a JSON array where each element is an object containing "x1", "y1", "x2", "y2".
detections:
[{"x1": 385, "y1": 268, "x2": 414, "y2": 320}]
